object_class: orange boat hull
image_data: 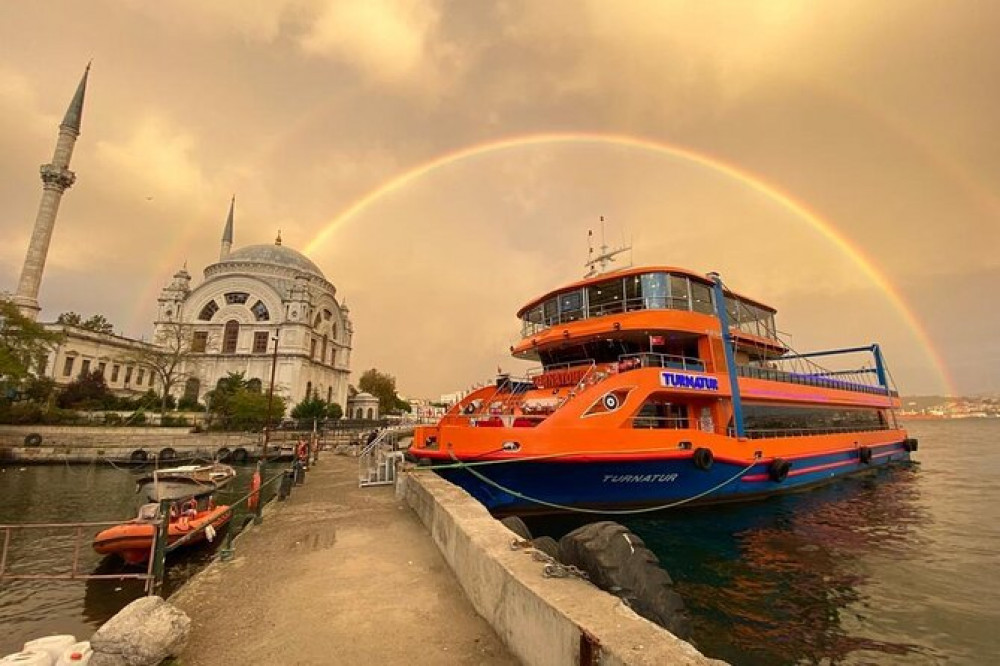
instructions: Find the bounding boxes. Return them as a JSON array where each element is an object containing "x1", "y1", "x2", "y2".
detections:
[{"x1": 93, "y1": 506, "x2": 232, "y2": 565}]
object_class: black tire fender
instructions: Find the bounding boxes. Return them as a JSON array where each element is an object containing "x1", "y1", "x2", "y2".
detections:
[
  {"x1": 858, "y1": 446, "x2": 873, "y2": 464},
  {"x1": 232, "y1": 448, "x2": 248, "y2": 463},
  {"x1": 692, "y1": 447, "x2": 713, "y2": 471},
  {"x1": 23, "y1": 433, "x2": 42, "y2": 447},
  {"x1": 158, "y1": 447, "x2": 176, "y2": 461},
  {"x1": 557, "y1": 521, "x2": 690, "y2": 638},
  {"x1": 216, "y1": 447, "x2": 232, "y2": 462},
  {"x1": 768, "y1": 458, "x2": 790, "y2": 483},
  {"x1": 531, "y1": 536, "x2": 560, "y2": 559},
  {"x1": 500, "y1": 515, "x2": 532, "y2": 540},
  {"x1": 130, "y1": 449, "x2": 148, "y2": 463}
]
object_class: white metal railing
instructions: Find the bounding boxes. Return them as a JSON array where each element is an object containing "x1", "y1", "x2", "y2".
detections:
[{"x1": 358, "y1": 426, "x2": 414, "y2": 488}]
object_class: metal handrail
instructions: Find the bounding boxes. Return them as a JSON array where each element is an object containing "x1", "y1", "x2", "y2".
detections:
[
  {"x1": 0, "y1": 519, "x2": 158, "y2": 593},
  {"x1": 618, "y1": 352, "x2": 705, "y2": 372}
]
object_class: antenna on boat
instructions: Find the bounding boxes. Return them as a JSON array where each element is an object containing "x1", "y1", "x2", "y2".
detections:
[{"x1": 584, "y1": 216, "x2": 631, "y2": 277}]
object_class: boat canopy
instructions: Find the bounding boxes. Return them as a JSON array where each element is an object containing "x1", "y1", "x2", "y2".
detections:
[{"x1": 518, "y1": 268, "x2": 777, "y2": 341}]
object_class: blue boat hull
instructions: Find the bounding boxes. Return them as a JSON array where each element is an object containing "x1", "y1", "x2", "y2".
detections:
[{"x1": 434, "y1": 441, "x2": 912, "y2": 515}]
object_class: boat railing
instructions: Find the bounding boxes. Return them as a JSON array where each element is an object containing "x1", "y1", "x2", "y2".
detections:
[
  {"x1": 736, "y1": 364, "x2": 896, "y2": 397},
  {"x1": 0, "y1": 519, "x2": 159, "y2": 594},
  {"x1": 618, "y1": 352, "x2": 706, "y2": 373},
  {"x1": 630, "y1": 415, "x2": 691, "y2": 429},
  {"x1": 735, "y1": 424, "x2": 892, "y2": 439}
]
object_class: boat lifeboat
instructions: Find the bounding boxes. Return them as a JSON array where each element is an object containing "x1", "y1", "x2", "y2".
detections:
[
  {"x1": 134, "y1": 463, "x2": 237, "y2": 502},
  {"x1": 92, "y1": 499, "x2": 232, "y2": 565}
]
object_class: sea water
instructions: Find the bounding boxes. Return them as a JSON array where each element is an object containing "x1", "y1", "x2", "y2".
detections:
[
  {"x1": 0, "y1": 462, "x2": 260, "y2": 655},
  {"x1": 624, "y1": 419, "x2": 1000, "y2": 665}
]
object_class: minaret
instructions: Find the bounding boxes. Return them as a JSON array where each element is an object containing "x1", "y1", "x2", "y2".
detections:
[
  {"x1": 219, "y1": 196, "x2": 234, "y2": 260},
  {"x1": 12, "y1": 64, "x2": 90, "y2": 320}
]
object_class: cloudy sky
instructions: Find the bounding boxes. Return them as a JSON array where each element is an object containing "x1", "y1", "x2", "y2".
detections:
[{"x1": 1, "y1": 0, "x2": 996, "y2": 398}]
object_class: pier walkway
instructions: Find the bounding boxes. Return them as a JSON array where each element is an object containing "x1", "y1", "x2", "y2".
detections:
[{"x1": 171, "y1": 453, "x2": 517, "y2": 665}]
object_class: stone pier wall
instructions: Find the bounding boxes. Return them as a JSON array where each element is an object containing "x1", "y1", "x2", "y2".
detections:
[{"x1": 397, "y1": 469, "x2": 723, "y2": 666}]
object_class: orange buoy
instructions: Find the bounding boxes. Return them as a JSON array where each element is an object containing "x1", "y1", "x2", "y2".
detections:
[{"x1": 248, "y1": 470, "x2": 262, "y2": 511}]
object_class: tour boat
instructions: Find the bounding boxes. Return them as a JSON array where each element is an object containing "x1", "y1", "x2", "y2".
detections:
[
  {"x1": 409, "y1": 246, "x2": 917, "y2": 516},
  {"x1": 134, "y1": 463, "x2": 236, "y2": 502},
  {"x1": 92, "y1": 499, "x2": 232, "y2": 565}
]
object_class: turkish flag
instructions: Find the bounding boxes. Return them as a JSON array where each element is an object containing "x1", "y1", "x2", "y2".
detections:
[{"x1": 649, "y1": 335, "x2": 665, "y2": 346}]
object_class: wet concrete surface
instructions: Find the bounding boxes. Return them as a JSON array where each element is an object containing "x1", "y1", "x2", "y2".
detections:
[{"x1": 171, "y1": 453, "x2": 518, "y2": 665}]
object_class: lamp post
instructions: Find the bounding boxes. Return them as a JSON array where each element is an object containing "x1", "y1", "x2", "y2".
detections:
[{"x1": 262, "y1": 330, "x2": 280, "y2": 464}]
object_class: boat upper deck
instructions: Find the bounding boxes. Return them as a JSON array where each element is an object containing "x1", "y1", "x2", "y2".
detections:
[{"x1": 515, "y1": 266, "x2": 783, "y2": 352}]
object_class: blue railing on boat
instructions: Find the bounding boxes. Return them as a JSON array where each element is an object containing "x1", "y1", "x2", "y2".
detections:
[{"x1": 735, "y1": 364, "x2": 897, "y2": 397}]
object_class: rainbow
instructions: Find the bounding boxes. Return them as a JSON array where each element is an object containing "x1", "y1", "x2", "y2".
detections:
[{"x1": 302, "y1": 131, "x2": 954, "y2": 394}]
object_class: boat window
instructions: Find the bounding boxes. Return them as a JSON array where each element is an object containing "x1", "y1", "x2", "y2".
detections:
[
  {"x1": 725, "y1": 296, "x2": 739, "y2": 325},
  {"x1": 631, "y1": 395, "x2": 689, "y2": 429},
  {"x1": 559, "y1": 289, "x2": 584, "y2": 322},
  {"x1": 587, "y1": 278, "x2": 624, "y2": 317},
  {"x1": 690, "y1": 281, "x2": 714, "y2": 315},
  {"x1": 640, "y1": 272, "x2": 669, "y2": 309},
  {"x1": 543, "y1": 297, "x2": 559, "y2": 326},
  {"x1": 669, "y1": 275, "x2": 690, "y2": 310},
  {"x1": 742, "y1": 403, "x2": 888, "y2": 438}
]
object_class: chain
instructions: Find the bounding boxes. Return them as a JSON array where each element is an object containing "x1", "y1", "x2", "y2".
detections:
[{"x1": 509, "y1": 538, "x2": 590, "y2": 580}]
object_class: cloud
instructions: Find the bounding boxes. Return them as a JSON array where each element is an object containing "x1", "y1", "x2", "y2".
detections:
[{"x1": 299, "y1": 0, "x2": 449, "y2": 88}]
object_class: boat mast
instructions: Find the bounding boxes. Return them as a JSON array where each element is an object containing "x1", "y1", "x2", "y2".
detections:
[{"x1": 584, "y1": 216, "x2": 631, "y2": 277}]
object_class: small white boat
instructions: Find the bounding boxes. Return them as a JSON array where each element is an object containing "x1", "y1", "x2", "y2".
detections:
[{"x1": 135, "y1": 463, "x2": 236, "y2": 501}]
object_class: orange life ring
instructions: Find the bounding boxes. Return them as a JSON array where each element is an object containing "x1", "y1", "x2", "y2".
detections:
[
  {"x1": 177, "y1": 515, "x2": 191, "y2": 531},
  {"x1": 248, "y1": 470, "x2": 262, "y2": 511}
]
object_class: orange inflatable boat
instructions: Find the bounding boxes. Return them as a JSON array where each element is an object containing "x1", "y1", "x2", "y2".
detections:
[{"x1": 93, "y1": 500, "x2": 232, "y2": 565}]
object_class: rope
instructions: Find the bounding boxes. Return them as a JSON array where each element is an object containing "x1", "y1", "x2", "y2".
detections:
[
  {"x1": 445, "y1": 450, "x2": 760, "y2": 515},
  {"x1": 412, "y1": 444, "x2": 700, "y2": 471}
]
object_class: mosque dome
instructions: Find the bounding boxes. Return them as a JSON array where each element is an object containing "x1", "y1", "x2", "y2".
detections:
[{"x1": 223, "y1": 244, "x2": 324, "y2": 278}]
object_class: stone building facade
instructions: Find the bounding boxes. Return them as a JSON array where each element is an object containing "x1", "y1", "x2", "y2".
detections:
[{"x1": 154, "y1": 203, "x2": 353, "y2": 411}]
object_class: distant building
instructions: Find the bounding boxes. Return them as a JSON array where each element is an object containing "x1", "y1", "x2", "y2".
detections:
[
  {"x1": 7, "y1": 66, "x2": 354, "y2": 414},
  {"x1": 155, "y1": 203, "x2": 353, "y2": 410},
  {"x1": 347, "y1": 392, "x2": 379, "y2": 420}
]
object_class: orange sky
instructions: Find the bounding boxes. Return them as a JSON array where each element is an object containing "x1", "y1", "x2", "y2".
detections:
[{"x1": 1, "y1": 1, "x2": 997, "y2": 398}]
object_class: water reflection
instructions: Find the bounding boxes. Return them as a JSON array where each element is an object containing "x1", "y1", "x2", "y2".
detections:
[
  {"x1": 0, "y1": 463, "x2": 259, "y2": 655},
  {"x1": 626, "y1": 465, "x2": 936, "y2": 665}
]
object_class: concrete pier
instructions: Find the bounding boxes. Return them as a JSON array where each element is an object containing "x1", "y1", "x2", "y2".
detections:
[
  {"x1": 170, "y1": 454, "x2": 516, "y2": 665},
  {"x1": 170, "y1": 453, "x2": 720, "y2": 665}
]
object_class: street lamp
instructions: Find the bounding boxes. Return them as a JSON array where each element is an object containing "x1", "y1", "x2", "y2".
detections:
[{"x1": 262, "y1": 330, "x2": 280, "y2": 462}]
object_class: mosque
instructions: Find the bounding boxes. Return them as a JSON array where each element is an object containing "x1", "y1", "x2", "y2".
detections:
[{"x1": 7, "y1": 66, "x2": 354, "y2": 413}]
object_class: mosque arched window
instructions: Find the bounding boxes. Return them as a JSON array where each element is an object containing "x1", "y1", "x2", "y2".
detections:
[
  {"x1": 327, "y1": 386, "x2": 333, "y2": 403},
  {"x1": 355, "y1": 407, "x2": 363, "y2": 419},
  {"x1": 251, "y1": 300, "x2": 269, "y2": 321},
  {"x1": 198, "y1": 300, "x2": 219, "y2": 321},
  {"x1": 367, "y1": 407, "x2": 374, "y2": 420},
  {"x1": 183, "y1": 377, "x2": 200, "y2": 403},
  {"x1": 225, "y1": 292, "x2": 249, "y2": 305},
  {"x1": 246, "y1": 378, "x2": 262, "y2": 393},
  {"x1": 306, "y1": 381, "x2": 313, "y2": 399},
  {"x1": 222, "y1": 320, "x2": 240, "y2": 354},
  {"x1": 321, "y1": 335, "x2": 328, "y2": 363}
]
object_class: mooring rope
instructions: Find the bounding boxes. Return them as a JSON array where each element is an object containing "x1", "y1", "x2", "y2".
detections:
[{"x1": 444, "y1": 450, "x2": 761, "y2": 515}]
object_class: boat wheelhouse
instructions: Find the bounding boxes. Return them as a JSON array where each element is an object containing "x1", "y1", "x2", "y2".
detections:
[{"x1": 409, "y1": 261, "x2": 916, "y2": 516}]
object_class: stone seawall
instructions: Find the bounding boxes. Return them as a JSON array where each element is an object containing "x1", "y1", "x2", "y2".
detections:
[
  {"x1": 397, "y1": 469, "x2": 723, "y2": 666},
  {"x1": 0, "y1": 425, "x2": 260, "y2": 463}
]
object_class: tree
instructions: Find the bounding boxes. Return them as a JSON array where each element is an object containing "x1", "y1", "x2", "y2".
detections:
[
  {"x1": 57, "y1": 370, "x2": 111, "y2": 409},
  {"x1": 326, "y1": 402, "x2": 343, "y2": 420},
  {"x1": 358, "y1": 368, "x2": 409, "y2": 415},
  {"x1": 56, "y1": 311, "x2": 115, "y2": 334},
  {"x1": 205, "y1": 372, "x2": 285, "y2": 431},
  {"x1": 0, "y1": 300, "x2": 62, "y2": 398},
  {"x1": 291, "y1": 395, "x2": 328, "y2": 420},
  {"x1": 128, "y1": 321, "x2": 210, "y2": 416}
]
